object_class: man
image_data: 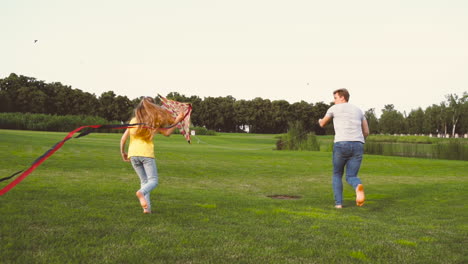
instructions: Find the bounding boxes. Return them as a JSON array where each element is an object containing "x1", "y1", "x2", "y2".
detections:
[{"x1": 319, "y1": 88, "x2": 369, "y2": 208}]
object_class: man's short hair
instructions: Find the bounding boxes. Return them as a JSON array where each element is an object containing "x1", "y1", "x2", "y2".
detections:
[{"x1": 333, "y1": 88, "x2": 350, "y2": 102}]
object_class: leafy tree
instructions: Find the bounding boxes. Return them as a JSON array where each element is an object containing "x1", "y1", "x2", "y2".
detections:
[
  {"x1": 187, "y1": 96, "x2": 203, "y2": 128},
  {"x1": 113, "y1": 95, "x2": 133, "y2": 121},
  {"x1": 250, "y1": 98, "x2": 273, "y2": 133},
  {"x1": 166, "y1": 92, "x2": 190, "y2": 102},
  {"x1": 1, "y1": 74, "x2": 27, "y2": 101},
  {"x1": 53, "y1": 85, "x2": 74, "y2": 115},
  {"x1": 422, "y1": 104, "x2": 440, "y2": 134},
  {"x1": 234, "y1": 99, "x2": 253, "y2": 133},
  {"x1": 97, "y1": 91, "x2": 132, "y2": 121},
  {"x1": 313, "y1": 102, "x2": 330, "y2": 135},
  {"x1": 198, "y1": 97, "x2": 227, "y2": 131},
  {"x1": 445, "y1": 93, "x2": 468, "y2": 137},
  {"x1": 364, "y1": 108, "x2": 379, "y2": 134},
  {"x1": 457, "y1": 94, "x2": 468, "y2": 135},
  {"x1": 67, "y1": 89, "x2": 100, "y2": 116},
  {"x1": 439, "y1": 103, "x2": 450, "y2": 135},
  {"x1": 379, "y1": 104, "x2": 405, "y2": 134},
  {"x1": 16, "y1": 86, "x2": 48, "y2": 113},
  {"x1": 0, "y1": 90, "x2": 12, "y2": 112},
  {"x1": 0, "y1": 73, "x2": 36, "y2": 112},
  {"x1": 270, "y1": 100, "x2": 290, "y2": 133},
  {"x1": 218, "y1": 96, "x2": 237, "y2": 132},
  {"x1": 289, "y1": 101, "x2": 314, "y2": 131},
  {"x1": 406, "y1": 108, "x2": 425, "y2": 135}
]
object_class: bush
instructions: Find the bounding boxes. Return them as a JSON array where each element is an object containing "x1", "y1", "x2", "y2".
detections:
[
  {"x1": 191, "y1": 126, "x2": 216, "y2": 136},
  {"x1": 276, "y1": 121, "x2": 320, "y2": 151}
]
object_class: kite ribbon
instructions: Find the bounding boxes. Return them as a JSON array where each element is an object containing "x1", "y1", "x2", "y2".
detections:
[{"x1": 0, "y1": 124, "x2": 142, "y2": 196}]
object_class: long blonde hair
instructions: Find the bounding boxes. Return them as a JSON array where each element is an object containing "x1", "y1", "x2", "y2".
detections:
[{"x1": 133, "y1": 97, "x2": 174, "y2": 141}]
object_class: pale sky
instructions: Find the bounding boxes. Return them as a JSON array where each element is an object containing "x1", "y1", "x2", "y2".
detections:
[{"x1": 1, "y1": 0, "x2": 467, "y2": 116}]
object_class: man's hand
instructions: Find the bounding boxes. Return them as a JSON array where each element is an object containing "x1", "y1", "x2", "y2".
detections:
[{"x1": 318, "y1": 116, "x2": 332, "y2": 128}]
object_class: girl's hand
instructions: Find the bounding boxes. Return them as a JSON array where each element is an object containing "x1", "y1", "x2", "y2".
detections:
[
  {"x1": 121, "y1": 152, "x2": 130, "y2": 162},
  {"x1": 176, "y1": 112, "x2": 185, "y2": 123}
]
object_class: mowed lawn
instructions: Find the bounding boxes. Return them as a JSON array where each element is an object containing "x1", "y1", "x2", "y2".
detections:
[{"x1": 0, "y1": 129, "x2": 466, "y2": 264}]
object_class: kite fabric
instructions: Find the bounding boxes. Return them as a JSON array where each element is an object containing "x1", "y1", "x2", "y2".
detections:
[
  {"x1": 0, "y1": 97, "x2": 192, "y2": 195},
  {"x1": 158, "y1": 94, "x2": 192, "y2": 143}
]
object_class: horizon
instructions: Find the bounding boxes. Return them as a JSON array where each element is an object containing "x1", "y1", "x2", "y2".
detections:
[{"x1": 3, "y1": 72, "x2": 464, "y2": 118}]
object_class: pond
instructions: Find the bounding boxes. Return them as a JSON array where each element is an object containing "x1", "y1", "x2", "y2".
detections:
[{"x1": 364, "y1": 142, "x2": 468, "y2": 161}]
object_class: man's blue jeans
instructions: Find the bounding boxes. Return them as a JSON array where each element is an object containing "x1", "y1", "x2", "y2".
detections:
[
  {"x1": 332, "y1": 141, "x2": 364, "y2": 206},
  {"x1": 130, "y1": 156, "x2": 159, "y2": 211}
]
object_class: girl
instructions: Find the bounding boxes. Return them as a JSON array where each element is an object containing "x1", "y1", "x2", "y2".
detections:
[{"x1": 120, "y1": 97, "x2": 185, "y2": 214}]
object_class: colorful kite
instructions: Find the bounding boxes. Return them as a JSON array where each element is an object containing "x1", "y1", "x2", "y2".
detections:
[{"x1": 158, "y1": 94, "x2": 192, "y2": 143}]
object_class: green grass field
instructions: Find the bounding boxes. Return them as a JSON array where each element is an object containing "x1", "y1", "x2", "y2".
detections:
[{"x1": 0, "y1": 129, "x2": 467, "y2": 264}]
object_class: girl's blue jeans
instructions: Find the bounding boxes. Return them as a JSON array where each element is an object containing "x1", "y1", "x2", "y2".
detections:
[
  {"x1": 332, "y1": 141, "x2": 364, "y2": 206},
  {"x1": 130, "y1": 156, "x2": 159, "y2": 211}
]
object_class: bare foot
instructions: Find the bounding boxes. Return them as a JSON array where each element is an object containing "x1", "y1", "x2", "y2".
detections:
[
  {"x1": 136, "y1": 191, "x2": 148, "y2": 209},
  {"x1": 335, "y1": 205, "x2": 343, "y2": 209},
  {"x1": 356, "y1": 184, "x2": 365, "y2": 206},
  {"x1": 143, "y1": 209, "x2": 152, "y2": 214}
]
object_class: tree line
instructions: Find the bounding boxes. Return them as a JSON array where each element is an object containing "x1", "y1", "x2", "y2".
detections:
[{"x1": 1, "y1": 73, "x2": 467, "y2": 135}]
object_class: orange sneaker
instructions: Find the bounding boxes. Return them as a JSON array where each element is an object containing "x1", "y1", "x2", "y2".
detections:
[
  {"x1": 356, "y1": 184, "x2": 365, "y2": 206},
  {"x1": 136, "y1": 191, "x2": 148, "y2": 209}
]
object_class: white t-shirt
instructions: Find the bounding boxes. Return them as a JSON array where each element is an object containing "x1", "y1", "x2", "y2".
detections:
[{"x1": 325, "y1": 103, "x2": 366, "y2": 143}]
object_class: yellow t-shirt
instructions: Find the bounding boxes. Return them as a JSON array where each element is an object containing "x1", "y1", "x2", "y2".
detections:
[{"x1": 128, "y1": 118, "x2": 155, "y2": 158}]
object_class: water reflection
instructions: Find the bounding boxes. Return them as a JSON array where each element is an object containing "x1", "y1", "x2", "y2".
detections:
[{"x1": 364, "y1": 142, "x2": 467, "y2": 161}]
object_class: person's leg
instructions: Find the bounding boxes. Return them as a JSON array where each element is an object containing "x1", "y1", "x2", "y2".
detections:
[
  {"x1": 131, "y1": 157, "x2": 149, "y2": 209},
  {"x1": 345, "y1": 142, "x2": 365, "y2": 206},
  {"x1": 332, "y1": 142, "x2": 348, "y2": 207},
  {"x1": 139, "y1": 157, "x2": 158, "y2": 212},
  {"x1": 345, "y1": 142, "x2": 363, "y2": 188},
  {"x1": 355, "y1": 184, "x2": 365, "y2": 206}
]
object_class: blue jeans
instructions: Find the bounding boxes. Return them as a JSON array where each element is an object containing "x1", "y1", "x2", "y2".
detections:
[
  {"x1": 130, "y1": 156, "x2": 159, "y2": 211},
  {"x1": 332, "y1": 141, "x2": 363, "y2": 206}
]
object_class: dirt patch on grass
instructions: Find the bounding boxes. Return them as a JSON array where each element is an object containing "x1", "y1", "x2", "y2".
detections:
[{"x1": 267, "y1": 195, "x2": 302, "y2": 200}]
